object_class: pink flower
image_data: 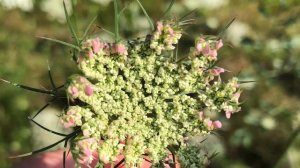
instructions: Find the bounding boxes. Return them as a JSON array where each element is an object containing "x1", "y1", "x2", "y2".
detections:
[
  {"x1": 208, "y1": 49, "x2": 218, "y2": 58},
  {"x1": 216, "y1": 39, "x2": 223, "y2": 50},
  {"x1": 88, "y1": 50, "x2": 94, "y2": 59},
  {"x1": 68, "y1": 86, "x2": 79, "y2": 97},
  {"x1": 156, "y1": 21, "x2": 163, "y2": 32},
  {"x1": 111, "y1": 43, "x2": 128, "y2": 56},
  {"x1": 206, "y1": 119, "x2": 213, "y2": 128},
  {"x1": 92, "y1": 38, "x2": 104, "y2": 54},
  {"x1": 84, "y1": 85, "x2": 94, "y2": 96},
  {"x1": 213, "y1": 120, "x2": 222, "y2": 129},
  {"x1": 211, "y1": 68, "x2": 225, "y2": 76},
  {"x1": 77, "y1": 138, "x2": 96, "y2": 165},
  {"x1": 202, "y1": 45, "x2": 211, "y2": 55},
  {"x1": 63, "y1": 118, "x2": 75, "y2": 128},
  {"x1": 196, "y1": 43, "x2": 203, "y2": 54},
  {"x1": 225, "y1": 111, "x2": 232, "y2": 119},
  {"x1": 233, "y1": 91, "x2": 241, "y2": 103}
]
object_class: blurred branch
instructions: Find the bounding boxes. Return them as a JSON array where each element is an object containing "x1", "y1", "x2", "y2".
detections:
[{"x1": 273, "y1": 123, "x2": 300, "y2": 168}]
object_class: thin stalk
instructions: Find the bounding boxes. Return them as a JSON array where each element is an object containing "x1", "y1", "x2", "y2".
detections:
[
  {"x1": 162, "y1": 0, "x2": 175, "y2": 19},
  {"x1": 63, "y1": 0, "x2": 80, "y2": 46},
  {"x1": 114, "y1": 158, "x2": 125, "y2": 168},
  {"x1": 0, "y1": 78, "x2": 54, "y2": 95},
  {"x1": 47, "y1": 60, "x2": 56, "y2": 89},
  {"x1": 114, "y1": 0, "x2": 120, "y2": 42},
  {"x1": 135, "y1": 0, "x2": 154, "y2": 31},
  {"x1": 63, "y1": 139, "x2": 68, "y2": 168},
  {"x1": 218, "y1": 18, "x2": 236, "y2": 38},
  {"x1": 31, "y1": 99, "x2": 54, "y2": 119},
  {"x1": 28, "y1": 117, "x2": 68, "y2": 137},
  {"x1": 273, "y1": 124, "x2": 300, "y2": 168},
  {"x1": 82, "y1": 15, "x2": 98, "y2": 41},
  {"x1": 9, "y1": 129, "x2": 80, "y2": 158}
]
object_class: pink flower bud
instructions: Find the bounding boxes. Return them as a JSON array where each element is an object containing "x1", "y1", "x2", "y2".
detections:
[
  {"x1": 111, "y1": 43, "x2": 128, "y2": 56},
  {"x1": 206, "y1": 119, "x2": 213, "y2": 128},
  {"x1": 211, "y1": 68, "x2": 225, "y2": 76},
  {"x1": 225, "y1": 111, "x2": 232, "y2": 119},
  {"x1": 92, "y1": 38, "x2": 103, "y2": 54},
  {"x1": 68, "y1": 86, "x2": 79, "y2": 97},
  {"x1": 216, "y1": 39, "x2": 223, "y2": 50},
  {"x1": 233, "y1": 91, "x2": 241, "y2": 103},
  {"x1": 208, "y1": 49, "x2": 218, "y2": 58},
  {"x1": 202, "y1": 45, "x2": 211, "y2": 55},
  {"x1": 196, "y1": 43, "x2": 203, "y2": 54},
  {"x1": 156, "y1": 21, "x2": 163, "y2": 32},
  {"x1": 84, "y1": 85, "x2": 94, "y2": 96},
  {"x1": 63, "y1": 118, "x2": 75, "y2": 128},
  {"x1": 213, "y1": 120, "x2": 222, "y2": 129},
  {"x1": 88, "y1": 50, "x2": 94, "y2": 59}
]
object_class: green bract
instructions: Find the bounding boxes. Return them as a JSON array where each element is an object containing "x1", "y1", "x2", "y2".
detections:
[{"x1": 62, "y1": 20, "x2": 241, "y2": 167}]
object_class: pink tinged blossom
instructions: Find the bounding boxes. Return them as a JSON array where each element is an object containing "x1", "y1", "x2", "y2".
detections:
[
  {"x1": 213, "y1": 120, "x2": 222, "y2": 129},
  {"x1": 198, "y1": 111, "x2": 204, "y2": 120},
  {"x1": 77, "y1": 138, "x2": 96, "y2": 165},
  {"x1": 211, "y1": 68, "x2": 225, "y2": 76},
  {"x1": 202, "y1": 45, "x2": 211, "y2": 56},
  {"x1": 233, "y1": 91, "x2": 241, "y2": 103},
  {"x1": 111, "y1": 43, "x2": 128, "y2": 56},
  {"x1": 88, "y1": 50, "x2": 94, "y2": 59},
  {"x1": 196, "y1": 43, "x2": 203, "y2": 54},
  {"x1": 208, "y1": 49, "x2": 218, "y2": 58},
  {"x1": 216, "y1": 39, "x2": 223, "y2": 50},
  {"x1": 225, "y1": 111, "x2": 232, "y2": 119},
  {"x1": 68, "y1": 86, "x2": 79, "y2": 97},
  {"x1": 67, "y1": 110, "x2": 75, "y2": 115},
  {"x1": 63, "y1": 118, "x2": 75, "y2": 128},
  {"x1": 84, "y1": 85, "x2": 94, "y2": 96},
  {"x1": 156, "y1": 21, "x2": 163, "y2": 32},
  {"x1": 78, "y1": 76, "x2": 88, "y2": 84},
  {"x1": 206, "y1": 119, "x2": 213, "y2": 128},
  {"x1": 92, "y1": 38, "x2": 103, "y2": 54}
]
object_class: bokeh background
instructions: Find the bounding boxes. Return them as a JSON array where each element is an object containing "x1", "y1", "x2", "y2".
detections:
[{"x1": 1, "y1": 0, "x2": 300, "y2": 167}]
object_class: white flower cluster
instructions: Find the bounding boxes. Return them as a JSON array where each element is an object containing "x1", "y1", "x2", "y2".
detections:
[{"x1": 61, "y1": 20, "x2": 241, "y2": 167}]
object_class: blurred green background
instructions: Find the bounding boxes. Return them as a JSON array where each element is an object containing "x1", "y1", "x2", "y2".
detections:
[{"x1": 0, "y1": 0, "x2": 300, "y2": 167}]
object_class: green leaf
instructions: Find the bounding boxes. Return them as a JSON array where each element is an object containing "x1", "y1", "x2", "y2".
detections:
[
  {"x1": 63, "y1": 0, "x2": 80, "y2": 46},
  {"x1": 135, "y1": 0, "x2": 154, "y2": 31},
  {"x1": 38, "y1": 36, "x2": 80, "y2": 51}
]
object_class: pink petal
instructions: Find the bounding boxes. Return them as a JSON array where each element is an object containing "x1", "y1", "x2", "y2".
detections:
[
  {"x1": 84, "y1": 85, "x2": 94, "y2": 96},
  {"x1": 211, "y1": 68, "x2": 225, "y2": 76},
  {"x1": 213, "y1": 120, "x2": 222, "y2": 129},
  {"x1": 156, "y1": 21, "x2": 163, "y2": 32},
  {"x1": 225, "y1": 111, "x2": 232, "y2": 119},
  {"x1": 196, "y1": 43, "x2": 203, "y2": 54},
  {"x1": 216, "y1": 39, "x2": 223, "y2": 50},
  {"x1": 206, "y1": 119, "x2": 213, "y2": 128},
  {"x1": 92, "y1": 38, "x2": 103, "y2": 53}
]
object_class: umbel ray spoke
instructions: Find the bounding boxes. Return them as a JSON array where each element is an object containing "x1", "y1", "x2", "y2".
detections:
[{"x1": 9, "y1": 129, "x2": 81, "y2": 159}]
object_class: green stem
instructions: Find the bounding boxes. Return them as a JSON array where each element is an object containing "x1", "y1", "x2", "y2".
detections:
[
  {"x1": 135, "y1": 0, "x2": 154, "y2": 31},
  {"x1": 114, "y1": 0, "x2": 120, "y2": 42}
]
